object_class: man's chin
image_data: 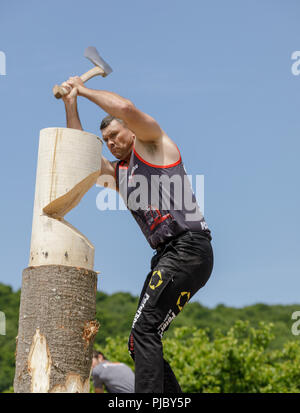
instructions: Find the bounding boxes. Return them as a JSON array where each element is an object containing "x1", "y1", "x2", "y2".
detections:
[
  {"x1": 113, "y1": 152, "x2": 126, "y2": 160},
  {"x1": 111, "y1": 149, "x2": 130, "y2": 160}
]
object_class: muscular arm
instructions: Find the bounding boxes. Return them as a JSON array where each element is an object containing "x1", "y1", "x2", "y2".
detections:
[
  {"x1": 61, "y1": 83, "x2": 83, "y2": 130},
  {"x1": 64, "y1": 100, "x2": 83, "y2": 130},
  {"x1": 63, "y1": 92, "x2": 117, "y2": 188},
  {"x1": 80, "y1": 88, "x2": 163, "y2": 143},
  {"x1": 96, "y1": 158, "x2": 118, "y2": 191},
  {"x1": 59, "y1": 73, "x2": 164, "y2": 144}
]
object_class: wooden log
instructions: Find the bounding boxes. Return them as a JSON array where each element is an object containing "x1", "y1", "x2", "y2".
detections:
[
  {"x1": 14, "y1": 266, "x2": 99, "y2": 393},
  {"x1": 14, "y1": 127, "x2": 103, "y2": 393}
]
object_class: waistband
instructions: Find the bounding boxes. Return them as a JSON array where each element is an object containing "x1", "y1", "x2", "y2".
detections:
[{"x1": 155, "y1": 230, "x2": 211, "y2": 253}]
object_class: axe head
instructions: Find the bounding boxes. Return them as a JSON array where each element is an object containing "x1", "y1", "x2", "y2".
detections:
[{"x1": 84, "y1": 46, "x2": 113, "y2": 77}]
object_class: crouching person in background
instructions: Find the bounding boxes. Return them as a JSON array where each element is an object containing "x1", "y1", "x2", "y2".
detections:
[{"x1": 92, "y1": 350, "x2": 135, "y2": 393}]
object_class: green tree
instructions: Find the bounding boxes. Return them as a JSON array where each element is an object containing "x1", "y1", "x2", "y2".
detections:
[
  {"x1": 96, "y1": 321, "x2": 300, "y2": 393},
  {"x1": 0, "y1": 284, "x2": 20, "y2": 393},
  {"x1": 1, "y1": 282, "x2": 300, "y2": 393}
]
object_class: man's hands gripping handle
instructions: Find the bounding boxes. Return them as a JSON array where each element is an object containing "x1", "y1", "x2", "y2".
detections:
[{"x1": 53, "y1": 66, "x2": 106, "y2": 99}]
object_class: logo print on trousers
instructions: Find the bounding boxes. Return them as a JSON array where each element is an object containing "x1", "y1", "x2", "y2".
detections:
[
  {"x1": 149, "y1": 270, "x2": 163, "y2": 290},
  {"x1": 132, "y1": 293, "x2": 150, "y2": 328},
  {"x1": 177, "y1": 291, "x2": 191, "y2": 311}
]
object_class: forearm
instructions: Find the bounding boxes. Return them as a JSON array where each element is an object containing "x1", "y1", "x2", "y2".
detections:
[
  {"x1": 79, "y1": 88, "x2": 132, "y2": 120},
  {"x1": 64, "y1": 100, "x2": 83, "y2": 130}
]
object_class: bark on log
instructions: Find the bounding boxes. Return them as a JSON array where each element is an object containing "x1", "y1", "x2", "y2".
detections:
[{"x1": 14, "y1": 265, "x2": 99, "y2": 393}]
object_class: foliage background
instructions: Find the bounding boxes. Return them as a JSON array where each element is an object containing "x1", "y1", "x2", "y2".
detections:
[{"x1": 1, "y1": 283, "x2": 299, "y2": 393}]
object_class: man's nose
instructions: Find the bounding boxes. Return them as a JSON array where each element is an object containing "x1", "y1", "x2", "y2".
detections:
[{"x1": 108, "y1": 139, "x2": 115, "y2": 149}]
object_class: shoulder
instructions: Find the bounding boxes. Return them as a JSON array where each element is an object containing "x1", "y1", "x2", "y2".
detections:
[
  {"x1": 92, "y1": 363, "x2": 104, "y2": 377},
  {"x1": 134, "y1": 132, "x2": 181, "y2": 166},
  {"x1": 100, "y1": 156, "x2": 119, "y2": 176}
]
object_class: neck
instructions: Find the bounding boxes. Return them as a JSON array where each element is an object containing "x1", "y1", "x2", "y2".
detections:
[
  {"x1": 124, "y1": 154, "x2": 131, "y2": 163},
  {"x1": 123, "y1": 144, "x2": 134, "y2": 164}
]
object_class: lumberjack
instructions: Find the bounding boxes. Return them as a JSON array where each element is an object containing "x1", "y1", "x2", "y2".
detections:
[{"x1": 61, "y1": 72, "x2": 214, "y2": 393}]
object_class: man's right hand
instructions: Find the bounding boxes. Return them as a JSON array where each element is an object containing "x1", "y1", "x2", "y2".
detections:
[{"x1": 61, "y1": 81, "x2": 78, "y2": 104}]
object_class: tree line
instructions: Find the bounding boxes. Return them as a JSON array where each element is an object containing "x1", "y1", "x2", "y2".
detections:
[{"x1": 0, "y1": 282, "x2": 299, "y2": 392}]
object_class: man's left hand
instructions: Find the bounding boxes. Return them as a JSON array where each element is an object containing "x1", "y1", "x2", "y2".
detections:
[{"x1": 65, "y1": 76, "x2": 86, "y2": 96}]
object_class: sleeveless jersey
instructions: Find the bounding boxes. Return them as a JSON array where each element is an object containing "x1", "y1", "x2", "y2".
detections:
[{"x1": 115, "y1": 145, "x2": 212, "y2": 249}]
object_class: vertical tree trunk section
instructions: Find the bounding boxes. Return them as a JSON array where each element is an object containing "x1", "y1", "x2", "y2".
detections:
[
  {"x1": 14, "y1": 128, "x2": 103, "y2": 392},
  {"x1": 14, "y1": 266, "x2": 99, "y2": 393}
]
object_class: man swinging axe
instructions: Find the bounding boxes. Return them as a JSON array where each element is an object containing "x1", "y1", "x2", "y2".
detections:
[{"x1": 57, "y1": 49, "x2": 214, "y2": 393}]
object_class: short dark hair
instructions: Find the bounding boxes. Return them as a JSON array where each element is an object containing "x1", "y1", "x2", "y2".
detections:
[
  {"x1": 93, "y1": 350, "x2": 106, "y2": 360},
  {"x1": 100, "y1": 115, "x2": 124, "y2": 130}
]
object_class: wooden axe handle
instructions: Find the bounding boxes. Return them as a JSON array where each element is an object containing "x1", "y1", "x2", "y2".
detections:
[{"x1": 53, "y1": 66, "x2": 105, "y2": 99}]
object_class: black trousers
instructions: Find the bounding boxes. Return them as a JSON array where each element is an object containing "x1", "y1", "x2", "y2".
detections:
[{"x1": 128, "y1": 231, "x2": 214, "y2": 393}]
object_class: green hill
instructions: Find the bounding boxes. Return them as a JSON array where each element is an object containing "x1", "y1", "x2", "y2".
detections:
[{"x1": 0, "y1": 282, "x2": 299, "y2": 392}]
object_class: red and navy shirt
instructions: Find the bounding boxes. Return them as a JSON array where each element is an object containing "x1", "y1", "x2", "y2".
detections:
[{"x1": 115, "y1": 144, "x2": 212, "y2": 249}]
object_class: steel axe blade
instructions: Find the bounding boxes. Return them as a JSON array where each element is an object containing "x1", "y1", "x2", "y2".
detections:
[
  {"x1": 53, "y1": 47, "x2": 113, "y2": 99},
  {"x1": 84, "y1": 46, "x2": 113, "y2": 77}
]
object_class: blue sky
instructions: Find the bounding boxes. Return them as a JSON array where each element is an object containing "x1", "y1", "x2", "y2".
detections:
[{"x1": 0, "y1": 0, "x2": 299, "y2": 307}]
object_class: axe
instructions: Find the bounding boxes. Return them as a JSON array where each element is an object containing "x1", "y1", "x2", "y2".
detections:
[{"x1": 53, "y1": 47, "x2": 113, "y2": 99}]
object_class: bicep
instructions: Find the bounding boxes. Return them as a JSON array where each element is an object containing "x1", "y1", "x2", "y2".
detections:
[{"x1": 123, "y1": 103, "x2": 163, "y2": 143}]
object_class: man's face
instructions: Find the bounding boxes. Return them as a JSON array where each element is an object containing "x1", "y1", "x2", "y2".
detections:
[
  {"x1": 92, "y1": 355, "x2": 104, "y2": 368},
  {"x1": 92, "y1": 354, "x2": 104, "y2": 368},
  {"x1": 92, "y1": 357, "x2": 98, "y2": 368},
  {"x1": 101, "y1": 120, "x2": 135, "y2": 160}
]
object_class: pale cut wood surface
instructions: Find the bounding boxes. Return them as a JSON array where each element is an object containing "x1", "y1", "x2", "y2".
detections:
[{"x1": 29, "y1": 127, "x2": 103, "y2": 269}]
